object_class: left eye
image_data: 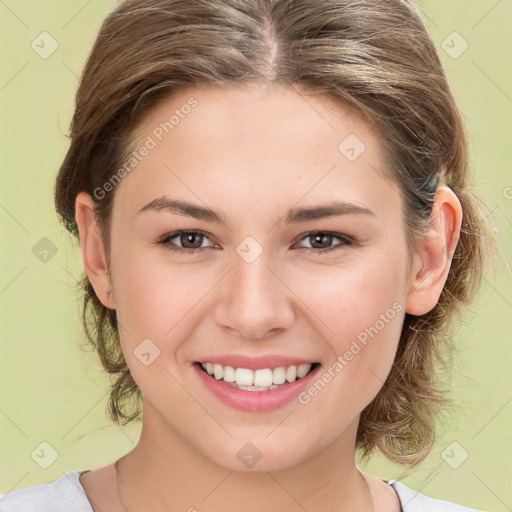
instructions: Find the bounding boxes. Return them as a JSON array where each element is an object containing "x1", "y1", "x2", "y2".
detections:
[
  {"x1": 157, "y1": 230, "x2": 353, "y2": 255},
  {"x1": 296, "y1": 231, "x2": 353, "y2": 254}
]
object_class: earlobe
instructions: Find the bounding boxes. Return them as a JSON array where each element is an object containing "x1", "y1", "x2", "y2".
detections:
[
  {"x1": 405, "y1": 186, "x2": 462, "y2": 316},
  {"x1": 74, "y1": 192, "x2": 116, "y2": 309}
]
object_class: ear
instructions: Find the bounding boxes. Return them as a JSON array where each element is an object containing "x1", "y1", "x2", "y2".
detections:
[
  {"x1": 74, "y1": 192, "x2": 116, "y2": 310},
  {"x1": 405, "y1": 185, "x2": 463, "y2": 316}
]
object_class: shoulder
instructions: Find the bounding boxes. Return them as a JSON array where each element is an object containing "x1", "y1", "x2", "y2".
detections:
[
  {"x1": 0, "y1": 471, "x2": 92, "y2": 512},
  {"x1": 388, "y1": 479, "x2": 485, "y2": 512}
]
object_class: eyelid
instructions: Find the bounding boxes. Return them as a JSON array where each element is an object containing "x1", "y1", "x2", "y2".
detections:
[
  {"x1": 158, "y1": 230, "x2": 217, "y2": 252},
  {"x1": 295, "y1": 231, "x2": 353, "y2": 248},
  {"x1": 158, "y1": 229, "x2": 354, "y2": 255}
]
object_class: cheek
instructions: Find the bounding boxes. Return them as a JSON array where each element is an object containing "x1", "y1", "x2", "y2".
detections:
[
  {"x1": 291, "y1": 249, "x2": 406, "y2": 340},
  {"x1": 108, "y1": 240, "x2": 192, "y2": 336},
  {"x1": 291, "y1": 252, "x2": 407, "y2": 405},
  {"x1": 110, "y1": 245, "x2": 221, "y2": 372},
  {"x1": 109, "y1": 252, "x2": 204, "y2": 397}
]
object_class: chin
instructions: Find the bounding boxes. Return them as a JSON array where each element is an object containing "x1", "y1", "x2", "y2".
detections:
[{"x1": 201, "y1": 439, "x2": 313, "y2": 473}]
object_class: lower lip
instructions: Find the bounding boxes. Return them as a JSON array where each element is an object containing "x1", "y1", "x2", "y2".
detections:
[{"x1": 193, "y1": 363, "x2": 321, "y2": 413}]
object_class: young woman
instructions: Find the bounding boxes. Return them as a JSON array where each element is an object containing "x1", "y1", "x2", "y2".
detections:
[{"x1": 0, "y1": 0, "x2": 496, "y2": 510}]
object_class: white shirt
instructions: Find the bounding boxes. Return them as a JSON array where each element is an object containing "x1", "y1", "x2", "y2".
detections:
[{"x1": 0, "y1": 470, "x2": 484, "y2": 511}]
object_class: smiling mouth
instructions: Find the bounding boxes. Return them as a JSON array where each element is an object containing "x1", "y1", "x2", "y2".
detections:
[{"x1": 195, "y1": 361, "x2": 321, "y2": 391}]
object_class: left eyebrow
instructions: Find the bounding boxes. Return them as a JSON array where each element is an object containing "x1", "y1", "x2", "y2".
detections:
[
  {"x1": 284, "y1": 200, "x2": 376, "y2": 223},
  {"x1": 136, "y1": 196, "x2": 376, "y2": 225}
]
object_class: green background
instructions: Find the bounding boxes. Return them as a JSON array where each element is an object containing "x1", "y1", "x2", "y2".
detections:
[{"x1": 0, "y1": 1, "x2": 510, "y2": 510}]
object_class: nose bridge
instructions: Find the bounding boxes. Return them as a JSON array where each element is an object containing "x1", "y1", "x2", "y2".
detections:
[{"x1": 215, "y1": 242, "x2": 294, "y2": 339}]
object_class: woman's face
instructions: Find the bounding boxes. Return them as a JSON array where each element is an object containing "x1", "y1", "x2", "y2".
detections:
[{"x1": 92, "y1": 83, "x2": 418, "y2": 470}]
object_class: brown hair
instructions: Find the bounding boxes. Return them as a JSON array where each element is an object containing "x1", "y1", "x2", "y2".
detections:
[{"x1": 55, "y1": 0, "x2": 498, "y2": 469}]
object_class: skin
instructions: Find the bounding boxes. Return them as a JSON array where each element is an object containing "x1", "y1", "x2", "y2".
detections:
[{"x1": 75, "y1": 82, "x2": 462, "y2": 512}]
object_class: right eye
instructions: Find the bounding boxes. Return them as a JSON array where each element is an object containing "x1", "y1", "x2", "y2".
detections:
[{"x1": 158, "y1": 230, "x2": 216, "y2": 254}]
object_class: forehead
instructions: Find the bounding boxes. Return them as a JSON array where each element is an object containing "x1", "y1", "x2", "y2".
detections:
[
  {"x1": 133, "y1": 82, "x2": 370, "y2": 148},
  {"x1": 115, "y1": 83, "x2": 401, "y2": 222}
]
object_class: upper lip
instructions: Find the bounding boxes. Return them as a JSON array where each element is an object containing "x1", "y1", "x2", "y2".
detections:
[{"x1": 195, "y1": 355, "x2": 319, "y2": 370}]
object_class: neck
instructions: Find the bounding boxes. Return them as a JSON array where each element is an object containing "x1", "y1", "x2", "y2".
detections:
[{"x1": 114, "y1": 406, "x2": 374, "y2": 512}]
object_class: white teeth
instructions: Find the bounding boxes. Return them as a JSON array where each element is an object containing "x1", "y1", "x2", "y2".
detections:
[
  {"x1": 237, "y1": 384, "x2": 280, "y2": 391},
  {"x1": 235, "y1": 367, "x2": 254, "y2": 386},
  {"x1": 273, "y1": 367, "x2": 286, "y2": 385},
  {"x1": 253, "y1": 368, "x2": 273, "y2": 387},
  {"x1": 213, "y1": 363, "x2": 223, "y2": 380},
  {"x1": 297, "y1": 364, "x2": 311, "y2": 378},
  {"x1": 285, "y1": 365, "x2": 297, "y2": 382},
  {"x1": 222, "y1": 365, "x2": 236, "y2": 383},
  {"x1": 200, "y1": 362, "x2": 314, "y2": 388}
]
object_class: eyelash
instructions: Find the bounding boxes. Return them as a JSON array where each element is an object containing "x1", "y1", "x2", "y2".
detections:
[{"x1": 157, "y1": 230, "x2": 354, "y2": 255}]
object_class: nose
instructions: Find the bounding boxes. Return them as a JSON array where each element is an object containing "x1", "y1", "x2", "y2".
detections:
[{"x1": 214, "y1": 250, "x2": 295, "y2": 340}]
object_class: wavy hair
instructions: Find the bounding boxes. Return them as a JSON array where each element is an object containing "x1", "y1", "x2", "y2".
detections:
[{"x1": 54, "y1": 0, "x2": 498, "y2": 468}]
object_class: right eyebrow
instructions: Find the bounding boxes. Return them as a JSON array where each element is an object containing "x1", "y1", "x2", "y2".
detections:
[{"x1": 137, "y1": 197, "x2": 229, "y2": 225}]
